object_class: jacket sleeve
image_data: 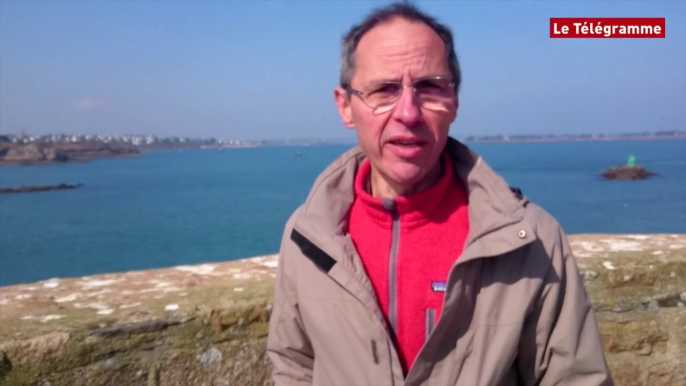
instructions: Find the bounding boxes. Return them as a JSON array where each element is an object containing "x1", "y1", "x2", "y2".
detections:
[
  {"x1": 266, "y1": 211, "x2": 315, "y2": 385},
  {"x1": 516, "y1": 215, "x2": 614, "y2": 385}
]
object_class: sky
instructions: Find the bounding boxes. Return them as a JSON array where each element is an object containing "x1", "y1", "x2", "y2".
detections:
[{"x1": 1, "y1": 0, "x2": 685, "y2": 141}]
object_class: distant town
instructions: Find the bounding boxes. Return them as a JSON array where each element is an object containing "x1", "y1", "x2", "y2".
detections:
[
  {"x1": 0, "y1": 133, "x2": 262, "y2": 149},
  {"x1": 1, "y1": 130, "x2": 685, "y2": 150}
]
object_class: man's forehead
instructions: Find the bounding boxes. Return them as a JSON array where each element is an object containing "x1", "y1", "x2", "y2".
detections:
[{"x1": 353, "y1": 19, "x2": 448, "y2": 83}]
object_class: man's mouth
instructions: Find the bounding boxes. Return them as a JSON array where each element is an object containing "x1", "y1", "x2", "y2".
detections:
[{"x1": 388, "y1": 139, "x2": 424, "y2": 148}]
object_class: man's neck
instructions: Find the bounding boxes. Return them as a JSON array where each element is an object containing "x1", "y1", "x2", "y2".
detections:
[{"x1": 369, "y1": 160, "x2": 443, "y2": 199}]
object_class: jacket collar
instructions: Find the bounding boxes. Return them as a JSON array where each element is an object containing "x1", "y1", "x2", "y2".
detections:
[
  {"x1": 292, "y1": 137, "x2": 533, "y2": 265},
  {"x1": 352, "y1": 152, "x2": 459, "y2": 229}
]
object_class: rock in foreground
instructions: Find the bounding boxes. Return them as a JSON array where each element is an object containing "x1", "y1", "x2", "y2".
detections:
[
  {"x1": 602, "y1": 165, "x2": 656, "y2": 181},
  {"x1": 0, "y1": 235, "x2": 684, "y2": 386}
]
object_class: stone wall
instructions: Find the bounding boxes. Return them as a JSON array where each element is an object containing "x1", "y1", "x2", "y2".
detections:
[{"x1": 0, "y1": 235, "x2": 684, "y2": 386}]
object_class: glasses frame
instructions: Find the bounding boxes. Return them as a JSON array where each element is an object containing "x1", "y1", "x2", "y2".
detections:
[{"x1": 345, "y1": 76, "x2": 456, "y2": 114}]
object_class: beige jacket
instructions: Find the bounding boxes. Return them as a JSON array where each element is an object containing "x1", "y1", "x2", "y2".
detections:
[{"x1": 266, "y1": 138, "x2": 613, "y2": 386}]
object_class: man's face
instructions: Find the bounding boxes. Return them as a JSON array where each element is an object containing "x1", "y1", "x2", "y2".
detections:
[{"x1": 335, "y1": 17, "x2": 458, "y2": 189}]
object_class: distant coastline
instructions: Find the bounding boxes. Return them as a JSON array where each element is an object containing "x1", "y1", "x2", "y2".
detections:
[
  {"x1": 462, "y1": 133, "x2": 686, "y2": 144},
  {"x1": 1, "y1": 131, "x2": 684, "y2": 166}
]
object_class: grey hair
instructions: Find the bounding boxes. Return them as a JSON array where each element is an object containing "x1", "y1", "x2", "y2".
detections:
[{"x1": 339, "y1": 0, "x2": 461, "y2": 94}]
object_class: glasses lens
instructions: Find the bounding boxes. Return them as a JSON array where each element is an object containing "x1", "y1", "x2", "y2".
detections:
[
  {"x1": 365, "y1": 84, "x2": 401, "y2": 105},
  {"x1": 415, "y1": 79, "x2": 455, "y2": 112}
]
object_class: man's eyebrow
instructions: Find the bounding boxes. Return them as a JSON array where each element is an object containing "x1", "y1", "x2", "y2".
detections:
[
  {"x1": 366, "y1": 75, "x2": 450, "y2": 85},
  {"x1": 365, "y1": 77, "x2": 402, "y2": 85}
]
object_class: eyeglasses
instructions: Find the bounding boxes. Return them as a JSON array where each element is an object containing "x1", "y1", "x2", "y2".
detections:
[{"x1": 346, "y1": 76, "x2": 456, "y2": 115}]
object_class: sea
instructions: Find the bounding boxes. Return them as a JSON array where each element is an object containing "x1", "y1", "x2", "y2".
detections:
[{"x1": 1, "y1": 139, "x2": 685, "y2": 287}]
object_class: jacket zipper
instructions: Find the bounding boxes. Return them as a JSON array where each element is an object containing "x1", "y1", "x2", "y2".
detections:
[{"x1": 385, "y1": 199, "x2": 400, "y2": 337}]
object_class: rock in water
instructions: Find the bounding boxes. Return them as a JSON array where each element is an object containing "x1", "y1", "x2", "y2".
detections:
[
  {"x1": 602, "y1": 166, "x2": 655, "y2": 181},
  {"x1": 0, "y1": 184, "x2": 82, "y2": 194}
]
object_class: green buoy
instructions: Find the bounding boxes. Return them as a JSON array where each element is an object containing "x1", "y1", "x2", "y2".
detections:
[{"x1": 627, "y1": 155, "x2": 636, "y2": 167}]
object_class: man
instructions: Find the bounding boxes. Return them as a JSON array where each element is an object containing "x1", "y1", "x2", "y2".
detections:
[{"x1": 267, "y1": 2, "x2": 614, "y2": 385}]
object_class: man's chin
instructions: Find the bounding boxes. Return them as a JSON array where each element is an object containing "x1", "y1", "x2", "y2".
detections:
[{"x1": 386, "y1": 164, "x2": 430, "y2": 190}]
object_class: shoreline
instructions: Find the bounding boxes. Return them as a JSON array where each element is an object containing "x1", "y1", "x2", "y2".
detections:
[{"x1": 1, "y1": 233, "x2": 683, "y2": 289}]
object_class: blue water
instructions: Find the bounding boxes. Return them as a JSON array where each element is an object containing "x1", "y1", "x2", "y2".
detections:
[{"x1": 1, "y1": 140, "x2": 685, "y2": 287}]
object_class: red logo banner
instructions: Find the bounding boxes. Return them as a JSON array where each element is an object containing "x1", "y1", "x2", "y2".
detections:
[{"x1": 550, "y1": 18, "x2": 665, "y2": 38}]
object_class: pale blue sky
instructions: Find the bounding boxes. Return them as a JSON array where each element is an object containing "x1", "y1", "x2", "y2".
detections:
[{"x1": 1, "y1": 0, "x2": 684, "y2": 141}]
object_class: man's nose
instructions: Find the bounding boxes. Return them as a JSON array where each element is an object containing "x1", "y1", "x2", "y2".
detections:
[{"x1": 391, "y1": 85, "x2": 421, "y2": 125}]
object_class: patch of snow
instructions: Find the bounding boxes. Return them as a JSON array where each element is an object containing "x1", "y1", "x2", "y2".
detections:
[
  {"x1": 652, "y1": 251, "x2": 664, "y2": 255},
  {"x1": 669, "y1": 244, "x2": 684, "y2": 250},
  {"x1": 0, "y1": 297, "x2": 9, "y2": 306},
  {"x1": 22, "y1": 287, "x2": 38, "y2": 291},
  {"x1": 165, "y1": 304, "x2": 179, "y2": 311},
  {"x1": 55, "y1": 294, "x2": 80, "y2": 303},
  {"x1": 78, "y1": 279, "x2": 122, "y2": 289},
  {"x1": 15, "y1": 294, "x2": 32, "y2": 300},
  {"x1": 175, "y1": 264, "x2": 216, "y2": 275},
  {"x1": 87, "y1": 303, "x2": 111, "y2": 311},
  {"x1": 603, "y1": 261, "x2": 616, "y2": 270},
  {"x1": 41, "y1": 315, "x2": 65, "y2": 322},
  {"x1": 573, "y1": 252, "x2": 593, "y2": 258},
  {"x1": 260, "y1": 260, "x2": 278, "y2": 268},
  {"x1": 120, "y1": 302, "x2": 141, "y2": 309},
  {"x1": 233, "y1": 273, "x2": 252, "y2": 280},
  {"x1": 85, "y1": 289, "x2": 113, "y2": 298},
  {"x1": 575, "y1": 241, "x2": 604, "y2": 252},
  {"x1": 21, "y1": 314, "x2": 65, "y2": 323},
  {"x1": 43, "y1": 279, "x2": 60, "y2": 288},
  {"x1": 603, "y1": 240, "x2": 643, "y2": 252},
  {"x1": 625, "y1": 235, "x2": 651, "y2": 241},
  {"x1": 234, "y1": 287, "x2": 244, "y2": 292},
  {"x1": 97, "y1": 309, "x2": 114, "y2": 315}
]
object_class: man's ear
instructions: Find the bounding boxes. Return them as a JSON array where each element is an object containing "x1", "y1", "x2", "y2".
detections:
[{"x1": 334, "y1": 87, "x2": 355, "y2": 129}]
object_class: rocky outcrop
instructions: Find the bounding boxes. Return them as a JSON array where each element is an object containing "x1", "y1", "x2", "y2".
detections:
[
  {"x1": 0, "y1": 184, "x2": 82, "y2": 195},
  {"x1": 602, "y1": 165, "x2": 656, "y2": 181},
  {"x1": 0, "y1": 142, "x2": 140, "y2": 166},
  {"x1": 0, "y1": 235, "x2": 684, "y2": 386},
  {"x1": 0, "y1": 144, "x2": 69, "y2": 164}
]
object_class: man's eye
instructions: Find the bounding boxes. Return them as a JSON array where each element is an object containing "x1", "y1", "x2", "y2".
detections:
[
  {"x1": 416, "y1": 81, "x2": 442, "y2": 90},
  {"x1": 371, "y1": 84, "x2": 401, "y2": 94}
]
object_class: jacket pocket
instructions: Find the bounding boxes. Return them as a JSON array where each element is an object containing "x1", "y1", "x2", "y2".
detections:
[{"x1": 425, "y1": 308, "x2": 436, "y2": 340}]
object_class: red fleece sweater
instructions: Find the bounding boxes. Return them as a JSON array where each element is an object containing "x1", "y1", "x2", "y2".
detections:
[{"x1": 348, "y1": 153, "x2": 470, "y2": 374}]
